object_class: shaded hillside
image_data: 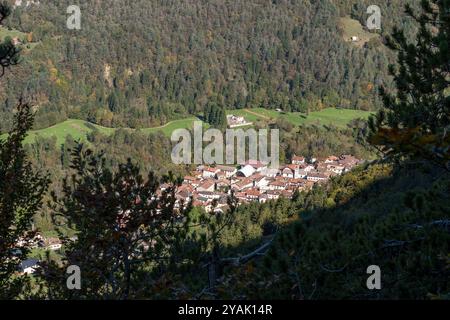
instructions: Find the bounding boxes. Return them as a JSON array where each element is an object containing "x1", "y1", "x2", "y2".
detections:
[{"x1": 217, "y1": 163, "x2": 450, "y2": 299}]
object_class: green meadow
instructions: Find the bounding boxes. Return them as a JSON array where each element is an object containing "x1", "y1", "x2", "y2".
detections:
[
  {"x1": 282, "y1": 108, "x2": 372, "y2": 127},
  {"x1": 227, "y1": 108, "x2": 371, "y2": 127},
  {"x1": 21, "y1": 119, "x2": 114, "y2": 145},
  {"x1": 0, "y1": 26, "x2": 27, "y2": 41},
  {"x1": 338, "y1": 17, "x2": 380, "y2": 47},
  {"x1": 1, "y1": 108, "x2": 372, "y2": 145},
  {"x1": 140, "y1": 117, "x2": 201, "y2": 136}
]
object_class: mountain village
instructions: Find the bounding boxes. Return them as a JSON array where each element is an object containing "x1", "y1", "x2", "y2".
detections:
[{"x1": 171, "y1": 154, "x2": 363, "y2": 213}]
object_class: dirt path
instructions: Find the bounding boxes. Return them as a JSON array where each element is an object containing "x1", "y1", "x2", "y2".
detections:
[{"x1": 243, "y1": 109, "x2": 271, "y2": 120}]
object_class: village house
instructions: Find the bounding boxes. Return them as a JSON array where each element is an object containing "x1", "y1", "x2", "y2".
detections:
[
  {"x1": 19, "y1": 258, "x2": 40, "y2": 275},
  {"x1": 227, "y1": 115, "x2": 253, "y2": 128},
  {"x1": 281, "y1": 190, "x2": 294, "y2": 199},
  {"x1": 215, "y1": 171, "x2": 227, "y2": 180},
  {"x1": 307, "y1": 172, "x2": 328, "y2": 182},
  {"x1": 216, "y1": 180, "x2": 231, "y2": 190},
  {"x1": 266, "y1": 190, "x2": 281, "y2": 200},
  {"x1": 339, "y1": 155, "x2": 361, "y2": 168},
  {"x1": 253, "y1": 174, "x2": 270, "y2": 189},
  {"x1": 183, "y1": 176, "x2": 197, "y2": 184},
  {"x1": 244, "y1": 160, "x2": 267, "y2": 172},
  {"x1": 296, "y1": 169, "x2": 308, "y2": 179},
  {"x1": 316, "y1": 161, "x2": 329, "y2": 171},
  {"x1": 261, "y1": 168, "x2": 280, "y2": 178},
  {"x1": 202, "y1": 166, "x2": 220, "y2": 179},
  {"x1": 197, "y1": 191, "x2": 221, "y2": 200},
  {"x1": 281, "y1": 164, "x2": 302, "y2": 179},
  {"x1": 258, "y1": 193, "x2": 269, "y2": 203},
  {"x1": 245, "y1": 189, "x2": 260, "y2": 201},
  {"x1": 235, "y1": 192, "x2": 248, "y2": 202},
  {"x1": 291, "y1": 155, "x2": 305, "y2": 165},
  {"x1": 288, "y1": 178, "x2": 305, "y2": 188},
  {"x1": 327, "y1": 164, "x2": 345, "y2": 175},
  {"x1": 181, "y1": 153, "x2": 362, "y2": 209},
  {"x1": 216, "y1": 196, "x2": 229, "y2": 208},
  {"x1": 216, "y1": 165, "x2": 237, "y2": 177},
  {"x1": 232, "y1": 178, "x2": 254, "y2": 191},
  {"x1": 197, "y1": 180, "x2": 215, "y2": 192},
  {"x1": 190, "y1": 179, "x2": 201, "y2": 188},
  {"x1": 267, "y1": 179, "x2": 286, "y2": 191},
  {"x1": 176, "y1": 189, "x2": 192, "y2": 203},
  {"x1": 282, "y1": 167, "x2": 295, "y2": 179},
  {"x1": 325, "y1": 155, "x2": 339, "y2": 163},
  {"x1": 45, "y1": 238, "x2": 62, "y2": 251},
  {"x1": 237, "y1": 164, "x2": 256, "y2": 178}
]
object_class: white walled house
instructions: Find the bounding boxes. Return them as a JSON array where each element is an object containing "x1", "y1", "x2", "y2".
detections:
[
  {"x1": 237, "y1": 165, "x2": 256, "y2": 178},
  {"x1": 291, "y1": 155, "x2": 305, "y2": 165},
  {"x1": 216, "y1": 165, "x2": 237, "y2": 178},
  {"x1": 19, "y1": 259, "x2": 39, "y2": 275},
  {"x1": 202, "y1": 167, "x2": 220, "y2": 178},
  {"x1": 261, "y1": 168, "x2": 280, "y2": 178},
  {"x1": 267, "y1": 180, "x2": 286, "y2": 191},
  {"x1": 282, "y1": 167, "x2": 295, "y2": 179},
  {"x1": 307, "y1": 172, "x2": 328, "y2": 182},
  {"x1": 197, "y1": 180, "x2": 215, "y2": 192},
  {"x1": 244, "y1": 160, "x2": 267, "y2": 172},
  {"x1": 327, "y1": 164, "x2": 345, "y2": 175},
  {"x1": 296, "y1": 169, "x2": 308, "y2": 179},
  {"x1": 254, "y1": 175, "x2": 269, "y2": 189},
  {"x1": 47, "y1": 243, "x2": 62, "y2": 251}
]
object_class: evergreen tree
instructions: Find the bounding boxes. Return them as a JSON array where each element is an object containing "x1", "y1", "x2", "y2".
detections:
[
  {"x1": 0, "y1": 102, "x2": 49, "y2": 299},
  {"x1": 0, "y1": 3, "x2": 20, "y2": 77},
  {"x1": 0, "y1": 3, "x2": 48, "y2": 299},
  {"x1": 369, "y1": 0, "x2": 450, "y2": 165},
  {"x1": 44, "y1": 146, "x2": 184, "y2": 299},
  {"x1": 42, "y1": 145, "x2": 237, "y2": 299}
]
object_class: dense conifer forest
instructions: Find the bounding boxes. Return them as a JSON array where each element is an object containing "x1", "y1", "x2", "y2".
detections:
[{"x1": 0, "y1": 0, "x2": 419, "y2": 130}]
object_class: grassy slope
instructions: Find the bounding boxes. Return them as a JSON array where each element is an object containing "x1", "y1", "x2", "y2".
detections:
[
  {"x1": 22, "y1": 119, "x2": 115, "y2": 145},
  {"x1": 339, "y1": 17, "x2": 380, "y2": 47},
  {"x1": 285, "y1": 108, "x2": 372, "y2": 127},
  {"x1": 228, "y1": 108, "x2": 372, "y2": 127},
  {"x1": 0, "y1": 26, "x2": 39, "y2": 50},
  {"x1": 140, "y1": 117, "x2": 200, "y2": 136},
  {"x1": 0, "y1": 26, "x2": 27, "y2": 41},
  {"x1": 1, "y1": 108, "x2": 372, "y2": 145}
]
